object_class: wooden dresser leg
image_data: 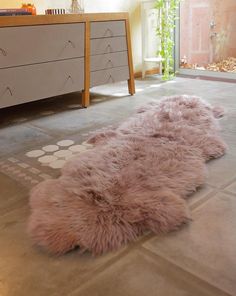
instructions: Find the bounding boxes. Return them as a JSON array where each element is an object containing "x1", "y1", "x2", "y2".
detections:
[
  {"x1": 82, "y1": 90, "x2": 90, "y2": 107},
  {"x1": 82, "y1": 20, "x2": 91, "y2": 107},
  {"x1": 125, "y1": 17, "x2": 135, "y2": 96},
  {"x1": 128, "y1": 78, "x2": 135, "y2": 95}
]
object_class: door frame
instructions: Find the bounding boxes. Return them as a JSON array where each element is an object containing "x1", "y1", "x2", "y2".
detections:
[{"x1": 174, "y1": 2, "x2": 236, "y2": 80}]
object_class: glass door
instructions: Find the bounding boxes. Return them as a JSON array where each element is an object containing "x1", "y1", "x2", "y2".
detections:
[{"x1": 175, "y1": 0, "x2": 236, "y2": 79}]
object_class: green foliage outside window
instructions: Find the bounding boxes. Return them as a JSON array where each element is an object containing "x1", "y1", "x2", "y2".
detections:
[{"x1": 155, "y1": 0, "x2": 181, "y2": 80}]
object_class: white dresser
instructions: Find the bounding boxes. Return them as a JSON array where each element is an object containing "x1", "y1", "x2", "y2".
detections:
[{"x1": 0, "y1": 13, "x2": 135, "y2": 108}]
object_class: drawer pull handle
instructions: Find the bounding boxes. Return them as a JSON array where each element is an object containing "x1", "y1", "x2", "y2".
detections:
[
  {"x1": 108, "y1": 74, "x2": 115, "y2": 83},
  {"x1": 107, "y1": 59, "x2": 113, "y2": 67},
  {"x1": 104, "y1": 28, "x2": 113, "y2": 37},
  {"x1": 60, "y1": 41, "x2": 76, "y2": 57},
  {"x1": 0, "y1": 48, "x2": 7, "y2": 56},
  {"x1": 5, "y1": 87, "x2": 13, "y2": 96},
  {"x1": 62, "y1": 75, "x2": 74, "y2": 90},
  {"x1": 67, "y1": 75, "x2": 74, "y2": 84},
  {"x1": 106, "y1": 44, "x2": 112, "y2": 53},
  {"x1": 67, "y1": 40, "x2": 76, "y2": 48}
]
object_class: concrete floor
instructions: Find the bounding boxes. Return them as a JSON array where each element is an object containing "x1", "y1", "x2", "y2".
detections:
[{"x1": 0, "y1": 77, "x2": 236, "y2": 296}]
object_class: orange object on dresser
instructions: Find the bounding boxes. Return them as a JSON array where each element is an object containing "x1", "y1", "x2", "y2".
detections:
[{"x1": 21, "y1": 3, "x2": 36, "y2": 15}]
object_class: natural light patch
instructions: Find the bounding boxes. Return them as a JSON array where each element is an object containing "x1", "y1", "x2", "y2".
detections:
[
  {"x1": 149, "y1": 84, "x2": 161, "y2": 88},
  {"x1": 113, "y1": 92, "x2": 127, "y2": 97},
  {"x1": 92, "y1": 98, "x2": 105, "y2": 102}
]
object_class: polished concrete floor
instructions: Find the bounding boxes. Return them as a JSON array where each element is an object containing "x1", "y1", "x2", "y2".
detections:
[{"x1": 0, "y1": 77, "x2": 236, "y2": 296}]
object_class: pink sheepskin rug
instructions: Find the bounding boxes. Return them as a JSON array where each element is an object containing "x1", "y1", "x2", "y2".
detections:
[{"x1": 28, "y1": 95, "x2": 226, "y2": 255}]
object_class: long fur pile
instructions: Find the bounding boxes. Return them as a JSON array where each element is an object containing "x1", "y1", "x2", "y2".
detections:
[{"x1": 28, "y1": 95, "x2": 226, "y2": 255}]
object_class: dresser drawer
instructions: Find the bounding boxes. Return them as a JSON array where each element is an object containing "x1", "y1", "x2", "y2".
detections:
[
  {"x1": 0, "y1": 23, "x2": 84, "y2": 69},
  {"x1": 91, "y1": 36, "x2": 127, "y2": 56},
  {"x1": 90, "y1": 21, "x2": 126, "y2": 39},
  {"x1": 91, "y1": 66, "x2": 129, "y2": 87},
  {"x1": 91, "y1": 51, "x2": 128, "y2": 72},
  {"x1": 0, "y1": 58, "x2": 84, "y2": 109}
]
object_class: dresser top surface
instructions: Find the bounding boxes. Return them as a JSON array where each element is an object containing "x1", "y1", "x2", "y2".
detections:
[{"x1": 0, "y1": 12, "x2": 129, "y2": 27}]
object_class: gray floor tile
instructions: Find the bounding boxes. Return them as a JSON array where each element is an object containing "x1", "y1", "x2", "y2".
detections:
[
  {"x1": 0, "y1": 207, "x2": 126, "y2": 296},
  {"x1": 206, "y1": 154, "x2": 236, "y2": 188},
  {"x1": 143, "y1": 192, "x2": 236, "y2": 295},
  {"x1": 0, "y1": 124, "x2": 53, "y2": 158},
  {"x1": 0, "y1": 173, "x2": 27, "y2": 216},
  {"x1": 187, "y1": 184, "x2": 216, "y2": 209},
  {"x1": 224, "y1": 180, "x2": 236, "y2": 195},
  {"x1": 70, "y1": 250, "x2": 229, "y2": 296}
]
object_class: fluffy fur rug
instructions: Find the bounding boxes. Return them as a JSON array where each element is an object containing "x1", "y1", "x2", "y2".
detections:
[{"x1": 28, "y1": 95, "x2": 226, "y2": 255}]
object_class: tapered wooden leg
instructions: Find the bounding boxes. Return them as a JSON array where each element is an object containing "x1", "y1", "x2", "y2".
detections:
[
  {"x1": 81, "y1": 89, "x2": 89, "y2": 107},
  {"x1": 125, "y1": 18, "x2": 135, "y2": 96},
  {"x1": 82, "y1": 20, "x2": 90, "y2": 107},
  {"x1": 128, "y1": 78, "x2": 135, "y2": 95}
]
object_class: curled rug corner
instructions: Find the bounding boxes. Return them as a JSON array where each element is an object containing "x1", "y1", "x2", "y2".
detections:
[{"x1": 28, "y1": 95, "x2": 227, "y2": 256}]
